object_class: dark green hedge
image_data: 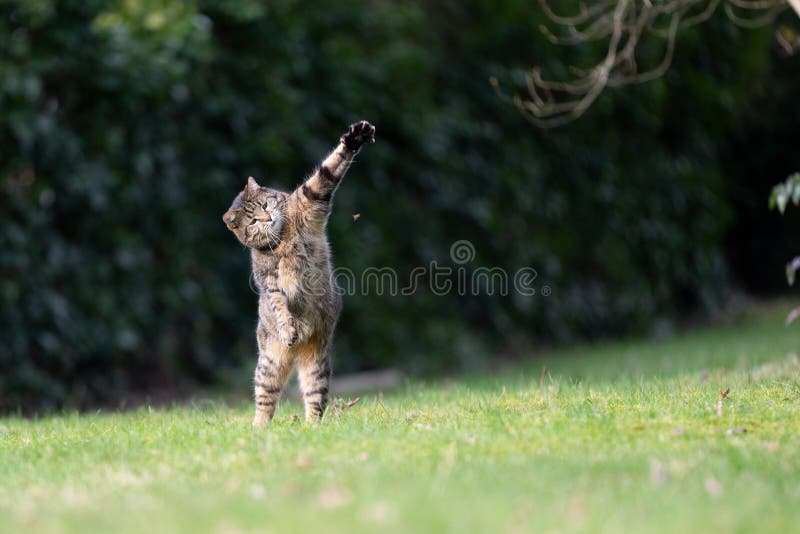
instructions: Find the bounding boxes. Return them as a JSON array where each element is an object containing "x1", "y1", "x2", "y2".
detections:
[{"x1": 0, "y1": 0, "x2": 784, "y2": 410}]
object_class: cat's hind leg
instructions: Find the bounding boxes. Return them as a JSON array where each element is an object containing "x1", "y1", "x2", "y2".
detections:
[
  {"x1": 253, "y1": 330, "x2": 293, "y2": 427},
  {"x1": 297, "y1": 351, "x2": 331, "y2": 423}
]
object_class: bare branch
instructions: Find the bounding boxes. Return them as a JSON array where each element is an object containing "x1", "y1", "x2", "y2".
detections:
[
  {"x1": 538, "y1": 0, "x2": 618, "y2": 26},
  {"x1": 609, "y1": 11, "x2": 681, "y2": 86},
  {"x1": 681, "y1": 0, "x2": 724, "y2": 27},
  {"x1": 497, "y1": 0, "x2": 797, "y2": 128},
  {"x1": 725, "y1": 2, "x2": 785, "y2": 26},
  {"x1": 728, "y1": 0, "x2": 786, "y2": 9}
]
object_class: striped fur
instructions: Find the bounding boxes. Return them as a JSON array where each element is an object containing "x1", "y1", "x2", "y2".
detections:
[{"x1": 224, "y1": 121, "x2": 375, "y2": 425}]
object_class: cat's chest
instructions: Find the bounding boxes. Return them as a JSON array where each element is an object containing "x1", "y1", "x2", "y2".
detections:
[
  {"x1": 253, "y1": 239, "x2": 329, "y2": 300},
  {"x1": 276, "y1": 242, "x2": 322, "y2": 298}
]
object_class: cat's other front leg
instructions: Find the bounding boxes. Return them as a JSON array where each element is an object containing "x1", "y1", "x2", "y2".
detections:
[
  {"x1": 253, "y1": 326, "x2": 294, "y2": 427},
  {"x1": 297, "y1": 353, "x2": 332, "y2": 423},
  {"x1": 277, "y1": 317, "x2": 298, "y2": 348},
  {"x1": 263, "y1": 272, "x2": 298, "y2": 348}
]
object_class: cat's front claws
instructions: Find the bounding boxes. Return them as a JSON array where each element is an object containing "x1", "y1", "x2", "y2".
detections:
[
  {"x1": 340, "y1": 120, "x2": 375, "y2": 151},
  {"x1": 278, "y1": 321, "x2": 299, "y2": 347}
]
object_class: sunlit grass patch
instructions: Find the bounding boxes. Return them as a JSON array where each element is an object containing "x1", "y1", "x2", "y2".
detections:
[{"x1": 1, "y1": 302, "x2": 799, "y2": 533}]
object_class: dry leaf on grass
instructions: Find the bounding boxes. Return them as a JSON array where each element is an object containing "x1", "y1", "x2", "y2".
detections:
[
  {"x1": 649, "y1": 460, "x2": 669, "y2": 486},
  {"x1": 325, "y1": 396, "x2": 362, "y2": 419},
  {"x1": 296, "y1": 455, "x2": 314, "y2": 468},
  {"x1": 704, "y1": 475, "x2": 723, "y2": 497},
  {"x1": 318, "y1": 486, "x2": 352, "y2": 510},
  {"x1": 344, "y1": 397, "x2": 361, "y2": 410},
  {"x1": 725, "y1": 426, "x2": 747, "y2": 435}
]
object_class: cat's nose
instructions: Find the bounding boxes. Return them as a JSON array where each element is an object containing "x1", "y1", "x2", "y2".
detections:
[{"x1": 255, "y1": 214, "x2": 272, "y2": 222}]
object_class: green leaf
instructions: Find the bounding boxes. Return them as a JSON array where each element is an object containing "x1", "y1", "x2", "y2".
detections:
[
  {"x1": 770, "y1": 173, "x2": 800, "y2": 214},
  {"x1": 786, "y1": 257, "x2": 800, "y2": 286},
  {"x1": 778, "y1": 190, "x2": 789, "y2": 214}
]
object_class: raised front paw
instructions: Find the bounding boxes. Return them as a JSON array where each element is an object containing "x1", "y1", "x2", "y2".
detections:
[
  {"x1": 340, "y1": 120, "x2": 376, "y2": 151},
  {"x1": 278, "y1": 320, "x2": 299, "y2": 347}
]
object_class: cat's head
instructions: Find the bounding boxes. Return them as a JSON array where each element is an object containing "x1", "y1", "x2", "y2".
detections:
[{"x1": 223, "y1": 176, "x2": 287, "y2": 249}]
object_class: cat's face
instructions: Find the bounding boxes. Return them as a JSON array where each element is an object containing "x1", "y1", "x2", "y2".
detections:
[{"x1": 223, "y1": 177, "x2": 287, "y2": 249}]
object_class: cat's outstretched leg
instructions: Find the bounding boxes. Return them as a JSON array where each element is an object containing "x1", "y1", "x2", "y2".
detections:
[
  {"x1": 294, "y1": 120, "x2": 375, "y2": 209},
  {"x1": 252, "y1": 328, "x2": 293, "y2": 427},
  {"x1": 297, "y1": 352, "x2": 332, "y2": 423}
]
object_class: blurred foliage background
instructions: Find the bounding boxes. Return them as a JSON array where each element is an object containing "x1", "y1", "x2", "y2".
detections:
[{"x1": 1, "y1": 0, "x2": 799, "y2": 411}]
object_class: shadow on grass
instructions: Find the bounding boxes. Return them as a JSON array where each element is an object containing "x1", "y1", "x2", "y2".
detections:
[
  {"x1": 446, "y1": 299, "x2": 799, "y2": 391},
  {"x1": 14, "y1": 300, "x2": 798, "y2": 418}
]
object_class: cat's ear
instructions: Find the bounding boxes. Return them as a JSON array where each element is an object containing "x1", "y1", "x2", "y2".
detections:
[
  {"x1": 244, "y1": 176, "x2": 260, "y2": 200},
  {"x1": 223, "y1": 209, "x2": 239, "y2": 230}
]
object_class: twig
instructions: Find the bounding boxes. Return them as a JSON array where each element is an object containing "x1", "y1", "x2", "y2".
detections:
[
  {"x1": 495, "y1": 0, "x2": 795, "y2": 127},
  {"x1": 343, "y1": 397, "x2": 362, "y2": 411},
  {"x1": 717, "y1": 388, "x2": 730, "y2": 417}
]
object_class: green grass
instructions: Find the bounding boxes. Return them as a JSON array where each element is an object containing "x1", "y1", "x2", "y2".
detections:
[{"x1": 2, "y1": 302, "x2": 800, "y2": 533}]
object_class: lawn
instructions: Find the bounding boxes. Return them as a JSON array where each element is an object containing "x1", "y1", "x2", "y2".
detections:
[{"x1": 2, "y1": 302, "x2": 799, "y2": 533}]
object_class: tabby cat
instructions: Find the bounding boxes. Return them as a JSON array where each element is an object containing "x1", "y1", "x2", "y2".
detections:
[{"x1": 223, "y1": 120, "x2": 376, "y2": 426}]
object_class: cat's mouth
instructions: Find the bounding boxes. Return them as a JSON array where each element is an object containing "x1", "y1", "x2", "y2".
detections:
[{"x1": 246, "y1": 218, "x2": 284, "y2": 249}]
